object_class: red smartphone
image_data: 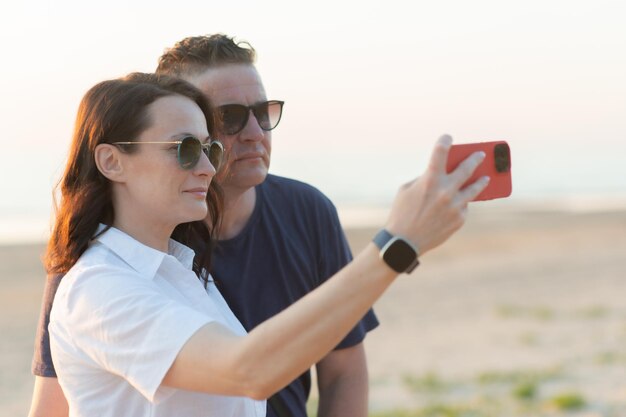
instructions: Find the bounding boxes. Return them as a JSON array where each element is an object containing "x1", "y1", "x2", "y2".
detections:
[{"x1": 446, "y1": 141, "x2": 512, "y2": 201}]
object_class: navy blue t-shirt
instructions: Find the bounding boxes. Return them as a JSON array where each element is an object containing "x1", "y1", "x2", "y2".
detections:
[
  {"x1": 32, "y1": 174, "x2": 378, "y2": 416},
  {"x1": 211, "y1": 175, "x2": 379, "y2": 417}
]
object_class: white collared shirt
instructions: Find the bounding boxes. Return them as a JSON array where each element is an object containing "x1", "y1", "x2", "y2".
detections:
[{"x1": 49, "y1": 226, "x2": 266, "y2": 417}]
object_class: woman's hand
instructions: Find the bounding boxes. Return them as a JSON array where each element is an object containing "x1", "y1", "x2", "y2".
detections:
[{"x1": 385, "y1": 134, "x2": 490, "y2": 255}]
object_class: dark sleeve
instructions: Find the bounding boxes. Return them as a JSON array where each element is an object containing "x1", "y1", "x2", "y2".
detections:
[
  {"x1": 317, "y1": 199, "x2": 379, "y2": 350},
  {"x1": 31, "y1": 274, "x2": 63, "y2": 377}
]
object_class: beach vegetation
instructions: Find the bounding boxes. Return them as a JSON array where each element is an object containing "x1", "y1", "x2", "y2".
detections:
[
  {"x1": 594, "y1": 350, "x2": 626, "y2": 365},
  {"x1": 531, "y1": 307, "x2": 554, "y2": 321},
  {"x1": 402, "y1": 371, "x2": 449, "y2": 393},
  {"x1": 518, "y1": 331, "x2": 539, "y2": 346},
  {"x1": 549, "y1": 392, "x2": 586, "y2": 411},
  {"x1": 595, "y1": 351, "x2": 617, "y2": 365},
  {"x1": 369, "y1": 403, "x2": 488, "y2": 417},
  {"x1": 574, "y1": 305, "x2": 608, "y2": 319},
  {"x1": 511, "y1": 381, "x2": 537, "y2": 401},
  {"x1": 494, "y1": 304, "x2": 555, "y2": 321},
  {"x1": 495, "y1": 304, "x2": 524, "y2": 318},
  {"x1": 476, "y1": 367, "x2": 560, "y2": 386},
  {"x1": 306, "y1": 398, "x2": 318, "y2": 416}
]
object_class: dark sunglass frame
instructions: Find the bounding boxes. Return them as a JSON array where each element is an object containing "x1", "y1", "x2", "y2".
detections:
[
  {"x1": 112, "y1": 136, "x2": 224, "y2": 171},
  {"x1": 218, "y1": 100, "x2": 284, "y2": 135}
]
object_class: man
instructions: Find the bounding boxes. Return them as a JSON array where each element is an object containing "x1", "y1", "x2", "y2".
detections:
[{"x1": 29, "y1": 34, "x2": 378, "y2": 417}]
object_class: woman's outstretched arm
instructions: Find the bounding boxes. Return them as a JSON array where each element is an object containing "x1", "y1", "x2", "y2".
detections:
[{"x1": 163, "y1": 135, "x2": 489, "y2": 399}]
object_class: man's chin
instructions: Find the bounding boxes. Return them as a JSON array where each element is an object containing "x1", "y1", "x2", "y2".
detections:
[{"x1": 220, "y1": 169, "x2": 268, "y2": 192}]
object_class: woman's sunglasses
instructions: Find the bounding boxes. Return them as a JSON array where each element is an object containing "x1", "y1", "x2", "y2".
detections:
[
  {"x1": 218, "y1": 100, "x2": 284, "y2": 135},
  {"x1": 112, "y1": 136, "x2": 224, "y2": 171}
]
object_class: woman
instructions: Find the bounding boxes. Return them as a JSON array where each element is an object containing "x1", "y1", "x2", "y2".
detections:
[{"x1": 47, "y1": 72, "x2": 488, "y2": 417}]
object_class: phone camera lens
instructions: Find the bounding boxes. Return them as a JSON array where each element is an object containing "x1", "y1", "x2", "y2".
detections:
[{"x1": 494, "y1": 143, "x2": 511, "y2": 173}]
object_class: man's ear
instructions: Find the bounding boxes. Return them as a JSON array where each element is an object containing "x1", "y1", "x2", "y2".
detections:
[{"x1": 95, "y1": 144, "x2": 126, "y2": 182}]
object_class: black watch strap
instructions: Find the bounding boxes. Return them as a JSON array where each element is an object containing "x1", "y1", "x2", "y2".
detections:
[{"x1": 373, "y1": 229, "x2": 420, "y2": 274}]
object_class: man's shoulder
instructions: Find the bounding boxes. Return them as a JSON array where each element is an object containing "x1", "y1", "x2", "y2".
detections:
[{"x1": 261, "y1": 174, "x2": 332, "y2": 204}]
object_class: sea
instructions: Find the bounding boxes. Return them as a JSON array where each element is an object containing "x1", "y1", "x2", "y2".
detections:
[{"x1": 2, "y1": 140, "x2": 625, "y2": 244}]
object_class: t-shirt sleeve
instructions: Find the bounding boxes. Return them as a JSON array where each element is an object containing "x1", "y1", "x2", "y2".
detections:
[
  {"x1": 32, "y1": 273, "x2": 63, "y2": 377},
  {"x1": 316, "y1": 197, "x2": 379, "y2": 349},
  {"x1": 49, "y1": 267, "x2": 214, "y2": 402}
]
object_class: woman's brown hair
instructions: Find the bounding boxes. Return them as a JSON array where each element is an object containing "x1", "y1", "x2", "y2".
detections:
[{"x1": 45, "y1": 72, "x2": 221, "y2": 286}]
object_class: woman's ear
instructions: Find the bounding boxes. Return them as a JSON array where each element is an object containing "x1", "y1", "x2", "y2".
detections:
[{"x1": 95, "y1": 144, "x2": 126, "y2": 182}]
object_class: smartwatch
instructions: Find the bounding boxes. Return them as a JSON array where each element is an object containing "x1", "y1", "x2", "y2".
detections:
[{"x1": 372, "y1": 229, "x2": 420, "y2": 274}]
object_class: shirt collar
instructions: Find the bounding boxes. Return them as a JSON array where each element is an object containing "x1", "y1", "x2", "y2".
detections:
[{"x1": 94, "y1": 224, "x2": 196, "y2": 279}]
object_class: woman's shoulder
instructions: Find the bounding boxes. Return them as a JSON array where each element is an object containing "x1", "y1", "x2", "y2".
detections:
[{"x1": 56, "y1": 243, "x2": 151, "y2": 307}]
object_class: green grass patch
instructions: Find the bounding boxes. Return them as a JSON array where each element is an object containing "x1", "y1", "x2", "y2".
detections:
[
  {"x1": 549, "y1": 392, "x2": 586, "y2": 411},
  {"x1": 495, "y1": 304, "x2": 524, "y2": 318},
  {"x1": 369, "y1": 403, "x2": 488, "y2": 417},
  {"x1": 495, "y1": 305, "x2": 555, "y2": 321},
  {"x1": 518, "y1": 332, "x2": 539, "y2": 346},
  {"x1": 595, "y1": 351, "x2": 620, "y2": 365},
  {"x1": 511, "y1": 381, "x2": 537, "y2": 401},
  {"x1": 402, "y1": 371, "x2": 449, "y2": 393},
  {"x1": 530, "y1": 307, "x2": 554, "y2": 320},
  {"x1": 306, "y1": 397, "x2": 318, "y2": 417},
  {"x1": 369, "y1": 410, "x2": 416, "y2": 417},
  {"x1": 575, "y1": 305, "x2": 608, "y2": 319},
  {"x1": 477, "y1": 368, "x2": 559, "y2": 386}
]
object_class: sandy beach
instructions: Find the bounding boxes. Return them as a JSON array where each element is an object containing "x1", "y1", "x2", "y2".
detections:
[{"x1": 2, "y1": 204, "x2": 626, "y2": 416}]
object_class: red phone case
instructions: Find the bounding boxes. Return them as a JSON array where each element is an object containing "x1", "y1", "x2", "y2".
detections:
[{"x1": 446, "y1": 141, "x2": 512, "y2": 201}]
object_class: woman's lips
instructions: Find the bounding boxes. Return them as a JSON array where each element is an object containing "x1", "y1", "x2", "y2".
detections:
[{"x1": 184, "y1": 188, "x2": 208, "y2": 198}]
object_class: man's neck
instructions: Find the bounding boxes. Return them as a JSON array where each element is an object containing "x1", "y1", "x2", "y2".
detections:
[{"x1": 217, "y1": 186, "x2": 257, "y2": 240}]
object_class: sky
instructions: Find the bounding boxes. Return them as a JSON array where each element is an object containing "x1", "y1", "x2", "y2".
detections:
[{"x1": 1, "y1": 0, "x2": 625, "y2": 241}]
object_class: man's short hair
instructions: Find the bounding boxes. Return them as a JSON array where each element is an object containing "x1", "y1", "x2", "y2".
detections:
[{"x1": 156, "y1": 34, "x2": 256, "y2": 78}]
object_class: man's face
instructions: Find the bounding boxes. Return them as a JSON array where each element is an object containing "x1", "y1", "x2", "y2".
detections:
[{"x1": 188, "y1": 64, "x2": 272, "y2": 193}]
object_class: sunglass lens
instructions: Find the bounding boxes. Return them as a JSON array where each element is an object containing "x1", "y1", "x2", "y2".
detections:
[
  {"x1": 208, "y1": 141, "x2": 224, "y2": 170},
  {"x1": 178, "y1": 136, "x2": 201, "y2": 170},
  {"x1": 220, "y1": 104, "x2": 248, "y2": 135},
  {"x1": 255, "y1": 101, "x2": 283, "y2": 131}
]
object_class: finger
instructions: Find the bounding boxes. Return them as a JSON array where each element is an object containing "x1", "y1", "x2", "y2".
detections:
[
  {"x1": 398, "y1": 177, "x2": 416, "y2": 192},
  {"x1": 427, "y1": 134, "x2": 453, "y2": 174},
  {"x1": 449, "y1": 151, "x2": 486, "y2": 189},
  {"x1": 459, "y1": 175, "x2": 490, "y2": 202}
]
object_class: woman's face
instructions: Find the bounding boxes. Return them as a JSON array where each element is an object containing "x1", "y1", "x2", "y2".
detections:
[{"x1": 117, "y1": 94, "x2": 215, "y2": 229}]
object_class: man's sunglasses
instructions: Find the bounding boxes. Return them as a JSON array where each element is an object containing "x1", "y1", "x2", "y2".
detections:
[
  {"x1": 112, "y1": 136, "x2": 224, "y2": 171},
  {"x1": 218, "y1": 100, "x2": 284, "y2": 135}
]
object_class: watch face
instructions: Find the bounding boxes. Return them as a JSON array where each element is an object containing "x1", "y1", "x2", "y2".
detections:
[{"x1": 383, "y1": 238, "x2": 417, "y2": 273}]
